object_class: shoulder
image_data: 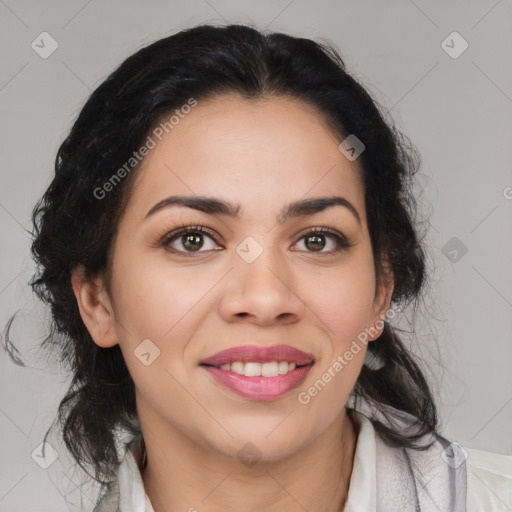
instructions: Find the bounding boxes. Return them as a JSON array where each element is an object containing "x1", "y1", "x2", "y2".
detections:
[
  {"x1": 354, "y1": 403, "x2": 511, "y2": 511},
  {"x1": 465, "y1": 446, "x2": 512, "y2": 512}
]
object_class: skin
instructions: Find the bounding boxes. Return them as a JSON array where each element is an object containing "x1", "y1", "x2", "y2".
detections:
[{"x1": 72, "y1": 93, "x2": 394, "y2": 512}]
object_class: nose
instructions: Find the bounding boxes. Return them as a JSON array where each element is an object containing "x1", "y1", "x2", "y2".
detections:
[{"x1": 217, "y1": 242, "x2": 305, "y2": 326}]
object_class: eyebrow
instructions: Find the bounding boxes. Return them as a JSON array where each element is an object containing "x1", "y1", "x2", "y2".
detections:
[{"x1": 144, "y1": 195, "x2": 361, "y2": 226}]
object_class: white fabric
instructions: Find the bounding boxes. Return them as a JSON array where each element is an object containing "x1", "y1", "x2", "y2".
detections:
[
  {"x1": 94, "y1": 410, "x2": 512, "y2": 511},
  {"x1": 465, "y1": 446, "x2": 512, "y2": 511}
]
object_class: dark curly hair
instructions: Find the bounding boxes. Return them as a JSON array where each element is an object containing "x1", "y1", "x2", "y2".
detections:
[{"x1": 4, "y1": 22, "x2": 438, "y2": 495}]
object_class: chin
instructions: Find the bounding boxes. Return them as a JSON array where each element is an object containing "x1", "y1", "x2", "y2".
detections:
[{"x1": 211, "y1": 423, "x2": 308, "y2": 460}]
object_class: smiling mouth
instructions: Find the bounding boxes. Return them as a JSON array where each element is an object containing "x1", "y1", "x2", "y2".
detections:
[
  {"x1": 200, "y1": 361, "x2": 314, "y2": 377},
  {"x1": 200, "y1": 360, "x2": 315, "y2": 401}
]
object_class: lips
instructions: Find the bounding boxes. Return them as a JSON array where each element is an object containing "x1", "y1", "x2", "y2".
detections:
[
  {"x1": 199, "y1": 344, "x2": 315, "y2": 367},
  {"x1": 202, "y1": 364, "x2": 313, "y2": 401},
  {"x1": 200, "y1": 344, "x2": 315, "y2": 400}
]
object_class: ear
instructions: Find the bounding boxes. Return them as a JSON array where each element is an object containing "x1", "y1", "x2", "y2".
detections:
[
  {"x1": 70, "y1": 264, "x2": 118, "y2": 348},
  {"x1": 368, "y1": 256, "x2": 394, "y2": 341}
]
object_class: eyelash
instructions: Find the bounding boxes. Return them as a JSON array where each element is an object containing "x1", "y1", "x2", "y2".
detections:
[{"x1": 157, "y1": 223, "x2": 354, "y2": 256}]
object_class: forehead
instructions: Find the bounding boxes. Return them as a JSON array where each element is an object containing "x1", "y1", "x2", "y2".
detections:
[{"x1": 123, "y1": 93, "x2": 365, "y2": 222}]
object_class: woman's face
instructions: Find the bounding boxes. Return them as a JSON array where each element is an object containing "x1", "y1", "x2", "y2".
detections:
[{"x1": 74, "y1": 93, "x2": 393, "y2": 460}]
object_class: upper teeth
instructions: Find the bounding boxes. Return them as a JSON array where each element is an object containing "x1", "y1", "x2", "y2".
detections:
[{"x1": 219, "y1": 361, "x2": 297, "y2": 377}]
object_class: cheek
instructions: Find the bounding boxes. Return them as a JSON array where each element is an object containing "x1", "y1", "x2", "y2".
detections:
[
  {"x1": 299, "y1": 259, "x2": 376, "y2": 346},
  {"x1": 110, "y1": 252, "x2": 225, "y2": 392},
  {"x1": 110, "y1": 249, "x2": 218, "y2": 338}
]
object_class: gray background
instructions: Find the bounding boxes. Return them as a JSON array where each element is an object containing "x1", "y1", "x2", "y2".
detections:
[{"x1": 1, "y1": 0, "x2": 511, "y2": 510}]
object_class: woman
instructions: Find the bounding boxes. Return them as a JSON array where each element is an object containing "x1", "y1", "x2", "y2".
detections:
[{"x1": 19, "y1": 24, "x2": 511, "y2": 511}]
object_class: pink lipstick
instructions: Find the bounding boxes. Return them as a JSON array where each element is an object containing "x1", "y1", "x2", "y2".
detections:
[{"x1": 200, "y1": 344, "x2": 314, "y2": 401}]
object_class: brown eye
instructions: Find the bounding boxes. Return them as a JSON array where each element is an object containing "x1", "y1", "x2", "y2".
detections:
[
  {"x1": 181, "y1": 233, "x2": 204, "y2": 251},
  {"x1": 305, "y1": 234, "x2": 326, "y2": 251},
  {"x1": 294, "y1": 227, "x2": 353, "y2": 253},
  {"x1": 160, "y1": 225, "x2": 222, "y2": 255}
]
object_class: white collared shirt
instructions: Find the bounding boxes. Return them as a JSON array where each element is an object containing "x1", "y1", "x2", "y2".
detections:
[{"x1": 94, "y1": 410, "x2": 512, "y2": 511}]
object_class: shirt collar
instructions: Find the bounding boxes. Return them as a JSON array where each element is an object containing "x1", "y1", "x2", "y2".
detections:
[{"x1": 344, "y1": 410, "x2": 377, "y2": 512}]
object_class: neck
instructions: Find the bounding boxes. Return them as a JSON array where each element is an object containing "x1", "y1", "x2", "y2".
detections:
[{"x1": 139, "y1": 408, "x2": 359, "y2": 512}]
